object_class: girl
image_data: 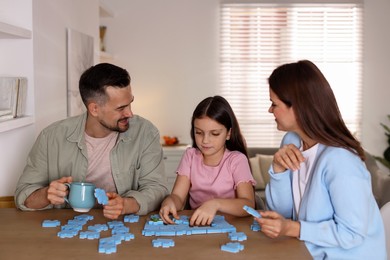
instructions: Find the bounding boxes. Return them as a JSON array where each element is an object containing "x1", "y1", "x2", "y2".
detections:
[{"x1": 159, "y1": 96, "x2": 256, "y2": 226}]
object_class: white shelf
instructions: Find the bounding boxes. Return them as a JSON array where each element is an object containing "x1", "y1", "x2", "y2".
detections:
[
  {"x1": 0, "y1": 21, "x2": 32, "y2": 39},
  {"x1": 0, "y1": 116, "x2": 34, "y2": 133}
]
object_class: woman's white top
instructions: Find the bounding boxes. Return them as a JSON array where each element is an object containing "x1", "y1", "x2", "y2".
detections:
[{"x1": 292, "y1": 143, "x2": 319, "y2": 215}]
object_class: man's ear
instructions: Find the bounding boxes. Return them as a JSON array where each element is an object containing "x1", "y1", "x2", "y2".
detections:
[{"x1": 88, "y1": 102, "x2": 99, "y2": 117}]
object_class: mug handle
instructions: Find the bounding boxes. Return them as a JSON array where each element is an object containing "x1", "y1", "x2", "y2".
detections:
[{"x1": 64, "y1": 183, "x2": 71, "y2": 204}]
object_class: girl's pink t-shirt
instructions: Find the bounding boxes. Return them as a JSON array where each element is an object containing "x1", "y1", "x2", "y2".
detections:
[{"x1": 176, "y1": 147, "x2": 255, "y2": 209}]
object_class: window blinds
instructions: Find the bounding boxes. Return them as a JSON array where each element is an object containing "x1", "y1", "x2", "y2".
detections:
[{"x1": 220, "y1": 3, "x2": 363, "y2": 147}]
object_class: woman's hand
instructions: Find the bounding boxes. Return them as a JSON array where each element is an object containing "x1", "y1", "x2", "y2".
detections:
[
  {"x1": 255, "y1": 210, "x2": 300, "y2": 238},
  {"x1": 273, "y1": 144, "x2": 305, "y2": 173}
]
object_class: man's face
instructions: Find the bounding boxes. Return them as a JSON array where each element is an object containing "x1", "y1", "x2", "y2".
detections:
[{"x1": 96, "y1": 85, "x2": 134, "y2": 133}]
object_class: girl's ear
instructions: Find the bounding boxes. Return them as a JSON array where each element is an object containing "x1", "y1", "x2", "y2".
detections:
[{"x1": 226, "y1": 128, "x2": 232, "y2": 140}]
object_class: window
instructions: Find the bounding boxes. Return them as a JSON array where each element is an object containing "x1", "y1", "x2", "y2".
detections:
[{"x1": 220, "y1": 2, "x2": 363, "y2": 147}]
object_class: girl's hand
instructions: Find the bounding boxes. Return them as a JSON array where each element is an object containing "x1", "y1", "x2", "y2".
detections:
[
  {"x1": 273, "y1": 144, "x2": 305, "y2": 173},
  {"x1": 190, "y1": 200, "x2": 219, "y2": 226},
  {"x1": 255, "y1": 211, "x2": 300, "y2": 238},
  {"x1": 159, "y1": 196, "x2": 179, "y2": 224}
]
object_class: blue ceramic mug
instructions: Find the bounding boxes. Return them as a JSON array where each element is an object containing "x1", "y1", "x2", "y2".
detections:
[{"x1": 64, "y1": 182, "x2": 96, "y2": 212}]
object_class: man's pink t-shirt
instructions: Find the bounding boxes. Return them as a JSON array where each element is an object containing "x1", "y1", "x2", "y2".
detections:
[{"x1": 176, "y1": 147, "x2": 255, "y2": 209}]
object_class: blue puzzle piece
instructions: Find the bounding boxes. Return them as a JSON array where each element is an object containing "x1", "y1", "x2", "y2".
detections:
[
  {"x1": 173, "y1": 215, "x2": 189, "y2": 225},
  {"x1": 124, "y1": 214, "x2": 140, "y2": 223},
  {"x1": 148, "y1": 214, "x2": 164, "y2": 225},
  {"x1": 228, "y1": 232, "x2": 247, "y2": 241},
  {"x1": 111, "y1": 226, "x2": 130, "y2": 235},
  {"x1": 88, "y1": 224, "x2": 108, "y2": 232},
  {"x1": 110, "y1": 235, "x2": 124, "y2": 245},
  {"x1": 152, "y1": 238, "x2": 175, "y2": 248},
  {"x1": 99, "y1": 238, "x2": 117, "y2": 254},
  {"x1": 79, "y1": 231, "x2": 100, "y2": 240},
  {"x1": 42, "y1": 220, "x2": 61, "y2": 227},
  {"x1": 74, "y1": 214, "x2": 94, "y2": 221},
  {"x1": 221, "y1": 242, "x2": 244, "y2": 253},
  {"x1": 57, "y1": 229, "x2": 78, "y2": 238},
  {"x1": 243, "y1": 205, "x2": 261, "y2": 218},
  {"x1": 61, "y1": 224, "x2": 83, "y2": 232},
  {"x1": 67, "y1": 219, "x2": 88, "y2": 226},
  {"x1": 107, "y1": 220, "x2": 125, "y2": 229},
  {"x1": 113, "y1": 232, "x2": 135, "y2": 242},
  {"x1": 251, "y1": 220, "x2": 261, "y2": 231},
  {"x1": 94, "y1": 188, "x2": 108, "y2": 205},
  {"x1": 99, "y1": 244, "x2": 116, "y2": 254}
]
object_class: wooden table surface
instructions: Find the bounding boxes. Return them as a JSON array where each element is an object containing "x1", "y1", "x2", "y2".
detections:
[{"x1": 0, "y1": 208, "x2": 312, "y2": 260}]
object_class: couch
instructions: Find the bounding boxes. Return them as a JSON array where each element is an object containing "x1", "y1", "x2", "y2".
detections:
[{"x1": 247, "y1": 147, "x2": 390, "y2": 210}]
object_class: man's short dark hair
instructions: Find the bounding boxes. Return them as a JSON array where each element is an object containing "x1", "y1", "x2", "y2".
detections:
[{"x1": 79, "y1": 63, "x2": 131, "y2": 106}]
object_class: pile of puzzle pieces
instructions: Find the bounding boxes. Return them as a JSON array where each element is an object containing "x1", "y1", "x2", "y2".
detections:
[
  {"x1": 42, "y1": 213, "x2": 138, "y2": 254},
  {"x1": 142, "y1": 214, "x2": 236, "y2": 236},
  {"x1": 143, "y1": 214, "x2": 249, "y2": 253},
  {"x1": 41, "y1": 205, "x2": 263, "y2": 254}
]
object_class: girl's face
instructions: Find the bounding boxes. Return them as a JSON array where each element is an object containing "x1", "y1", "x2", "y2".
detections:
[
  {"x1": 193, "y1": 116, "x2": 231, "y2": 161},
  {"x1": 268, "y1": 88, "x2": 298, "y2": 132}
]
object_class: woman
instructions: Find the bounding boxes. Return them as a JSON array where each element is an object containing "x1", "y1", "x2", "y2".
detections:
[{"x1": 254, "y1": 60, "x2": 386, "y2": 259}]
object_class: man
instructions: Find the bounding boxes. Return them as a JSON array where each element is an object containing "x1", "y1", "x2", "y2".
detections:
[{"x1": 15, "y1": 63, "x2": 169, "y2": 219}]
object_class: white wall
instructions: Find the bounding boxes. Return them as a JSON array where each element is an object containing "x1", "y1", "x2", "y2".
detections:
[
  {"x1": 100, "y1": 0, "x2": 390, "y2": 157},
  {"x1": 362, "y1": 0, "x2": 390, "y2": 157},
  {"x1": 0, "y1": 0, "x2": 35, "y2": 197},
  {"x1": 33, "y1": 0, "x2": 100, "y2": 135},
  {"x1": 100, "y1": 0, "x2": 218, "y2": 145},
  {"x1": 0, "y1": 0, "x2": 99, "y2": 196}
]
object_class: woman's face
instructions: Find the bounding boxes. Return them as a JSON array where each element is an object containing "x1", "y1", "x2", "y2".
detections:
[
  {"x1": 193, "y1": 116, "x2": 231, "y2": 159},
  {"x1": 268, "y1": 88, "x2": 298, "y2": 132}
]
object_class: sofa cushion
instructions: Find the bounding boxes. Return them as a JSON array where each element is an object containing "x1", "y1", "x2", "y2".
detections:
[
  {"x1": 249, "y1": 154, "x2": 274, "y2": 190},
  {"x1": 257, "y1": 153, "x2": 273, "y2": 185},
  {"x1": 249, "y1": 156, "x2": 265, "y2": 189}
]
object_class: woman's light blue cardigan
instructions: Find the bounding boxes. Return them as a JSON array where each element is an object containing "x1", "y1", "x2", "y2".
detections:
[{"x1": 266, "y1": 132, "x2": 387, "y2": 259}]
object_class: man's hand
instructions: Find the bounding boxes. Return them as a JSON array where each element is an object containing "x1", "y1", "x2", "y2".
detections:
[
  {"x1": 103, "y1": 193, "x2": 125, "y2": 219},
  {"x1": 47, "y1": 176, "x2": 73, "y2": 205},
  {"x1": 24, "y1": 176, "x2": 72, "y2": 209}
]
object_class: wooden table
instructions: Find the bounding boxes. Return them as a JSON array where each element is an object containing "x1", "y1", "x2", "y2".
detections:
[{"x1": 0, "y1": 208, "x2": 311, "y2": 259}]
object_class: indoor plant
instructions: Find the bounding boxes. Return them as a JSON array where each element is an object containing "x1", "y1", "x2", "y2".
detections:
[{"x1": 374, "y1": 115, "x2": 390, "y2": 170}]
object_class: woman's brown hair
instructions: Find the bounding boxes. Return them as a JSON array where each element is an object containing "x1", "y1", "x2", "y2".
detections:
[{"x1": 268, "y1": 60, "x2": 365, "y2": 160}]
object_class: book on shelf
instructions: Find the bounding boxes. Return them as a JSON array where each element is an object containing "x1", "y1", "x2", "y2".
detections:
[{"x1": 0, "y1": 77, "x2": 27, "y2": 121}]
